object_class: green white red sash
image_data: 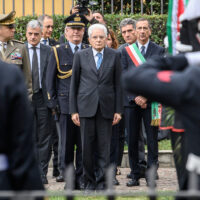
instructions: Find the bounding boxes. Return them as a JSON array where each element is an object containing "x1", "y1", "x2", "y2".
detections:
[{"x1": 125, "y1": 43, "x2": 161, "y2": 126}]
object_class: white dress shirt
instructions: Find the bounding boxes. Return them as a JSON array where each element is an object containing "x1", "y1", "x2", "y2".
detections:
[
  {"x1": 137, "y1": 40, "x2": 150, "y2": 54},
  {"x1": 40, "y1": 37, "x2": 49, "y2": 46}
]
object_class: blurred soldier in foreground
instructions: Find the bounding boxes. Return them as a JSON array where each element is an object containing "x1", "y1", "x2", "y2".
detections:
[
  {"x1": 0, "y1": 60, "x2": 43, "y2": 199},
  {"x1": 122, "y1": 0, "x2": 200, "y2": 197},
  {"x1": 0, "y1": 11, "x2": 32, "y2": 98}
]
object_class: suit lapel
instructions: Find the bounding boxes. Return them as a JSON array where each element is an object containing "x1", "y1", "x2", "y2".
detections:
[
  {"x1": 87, "y1": 47, "x2": 98, "y2": 75},
  {"x1": 145, "y1": 41, "x2": 153, "y2": 59},
  {"x1": 65, "y1": 42, "x2": 74, "y2": 59},
  {"x1": 40, "y1": 44, "x2": 45, "y2": 81}
]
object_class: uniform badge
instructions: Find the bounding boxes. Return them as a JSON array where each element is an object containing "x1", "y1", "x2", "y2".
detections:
[{"x1": 11, "y1": 52, "x2": 22, "y2": 60}]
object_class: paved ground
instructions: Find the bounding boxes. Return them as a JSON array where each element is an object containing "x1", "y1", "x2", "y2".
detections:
[{"x1": 45, "y1": 167, "x2": 178, "y2": 192}]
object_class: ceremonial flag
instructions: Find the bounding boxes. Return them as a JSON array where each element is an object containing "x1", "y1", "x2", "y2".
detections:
[{"x1": 167, "y1": 0, "x2": 189, "y2": 55}]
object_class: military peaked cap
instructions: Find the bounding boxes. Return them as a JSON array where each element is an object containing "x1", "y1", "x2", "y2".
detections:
[
  {"x1": 0, "y1": 11, "x2": 16, "y2": 25},
  {"x1": 64, "y1": 13, "x2": 87, "y2": 27}
]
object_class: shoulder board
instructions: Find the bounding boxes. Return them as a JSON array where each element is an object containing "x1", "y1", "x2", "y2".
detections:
[{"x1": 12, "y1": 39, "x2": 24, "y2": 44}]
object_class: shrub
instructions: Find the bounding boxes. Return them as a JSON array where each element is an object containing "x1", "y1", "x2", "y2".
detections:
[{"x1": 14, "y1": 14, "x2": 167, "y2": 46}]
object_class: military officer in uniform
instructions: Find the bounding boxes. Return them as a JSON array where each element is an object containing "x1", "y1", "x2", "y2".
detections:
[
  {"x1": 0, "y1": 11, "x2": 32, "y2": 98},
  {"x1": 46, "y1": 13, "x2": 89, "y2": 189}
]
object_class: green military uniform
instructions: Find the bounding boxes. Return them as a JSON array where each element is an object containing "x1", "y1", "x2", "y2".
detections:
[{"x1": 0, "y1": 11, "x2": 32, "y2": 98}]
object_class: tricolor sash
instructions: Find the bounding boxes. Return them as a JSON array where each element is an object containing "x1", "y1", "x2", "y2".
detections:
[{"x1": 125, "y1": 43, "x2": 161, "y2": 126}]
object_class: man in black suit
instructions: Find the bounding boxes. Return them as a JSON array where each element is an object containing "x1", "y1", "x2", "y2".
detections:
[
  {"x1": 46, "y1": 14, "x2": 89, "y2": 189},
  {"x1": 70, "y1": 23, "x2": 122, "y2": 190},
  {"x1": 0, "y1": 60, "x2": 44, "y2": 197},
  {"x1": 118, "y1": 18, "x2": 147, "y2": 180},
  {"x1": 26, "y1": 20, "x2": 51, "y2": 184},
  {"x1": 38, "y1": 14, "x2": 60, "y2": 178},
  {"x1": 121, "y1": 18, "x2": 165, "y2": 187}
]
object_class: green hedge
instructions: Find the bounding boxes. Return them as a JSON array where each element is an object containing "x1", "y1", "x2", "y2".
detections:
[{"x1": 15, "y1": 14, "x2": 167, "y2": 46}]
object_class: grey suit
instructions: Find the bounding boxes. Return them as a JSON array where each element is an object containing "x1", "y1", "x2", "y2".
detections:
[
  {"x1": 26, "y1": 43, "x2": 51, "y2": 178},
  {"x1": 70, "y1": 47, "x2": 122, "y2": 188}
]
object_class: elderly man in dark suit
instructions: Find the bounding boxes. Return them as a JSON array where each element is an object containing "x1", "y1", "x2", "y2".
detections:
[
  {"x1": 26, "y1": 20, "x2": 51, "y2": 185},
  {"x1": 46, "y1": 14, "x2": 89, "y2": 189},
  {"x1": 121, "y1": 18, "x2": 165, "y2": 187},
  {"x1": 70, "y1": 23, "x2": 122, "y2": 190}
]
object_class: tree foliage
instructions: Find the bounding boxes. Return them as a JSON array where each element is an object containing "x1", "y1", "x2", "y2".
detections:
[
  {"x1": 90, "y1": 0, "x2": 168, "y2": 15},
  {"x1": 14, "y1": 14, "x2": 167, "y2": 46}
]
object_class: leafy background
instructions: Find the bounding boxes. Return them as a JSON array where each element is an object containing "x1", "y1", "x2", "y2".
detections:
[{"x1": 15, "y1": 14, "x2": 167, "y2": 46}]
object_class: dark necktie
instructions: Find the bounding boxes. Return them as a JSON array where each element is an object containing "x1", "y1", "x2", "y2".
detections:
[
  {"x1": 32, "y1": 47, "x2": 40, "y2": 93},
  {"x1": 74, "y1": 45, "x2": 79, "y2": 53},
  {"x1": 141, "y1": 45, "x2": 146, "y2": 57},
  {"x1": 96, "y1": 52, "x2": 102, "y2": 70}
]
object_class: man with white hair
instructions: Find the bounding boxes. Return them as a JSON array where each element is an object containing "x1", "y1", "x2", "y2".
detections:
[
  {"x1": 70, "y1": 23, "x2": 122, "y2": 190},
  {"x1": 26, "y1": 19, "x2": 51, "y2": 184}
]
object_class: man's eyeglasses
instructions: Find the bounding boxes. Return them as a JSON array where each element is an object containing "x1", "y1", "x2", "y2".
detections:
[
  {"x1": 45, "y1": 25, "x2": 54, "y2": 29},
  {"x1": 5, "y1": 24, "x2": 16, "y2": 29}
]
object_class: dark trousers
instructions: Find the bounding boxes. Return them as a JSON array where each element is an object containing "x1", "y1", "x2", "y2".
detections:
[
  {"x1": 32, "y1": 90, "x2": 50, "y2": 176},
  {"x1": 124, "y1": 105, "x2": 158, "y2": 179},
  {"x1": 80, "y1": 107, "x2": 112, "y2": 186},
  {"x1": 58, "y1": 113, "x2": 82, "y2": 181},
  {"x1": 48, "y1": 114, "x2": 59, "y2": 174},
  {"x1": 110, "y1": 117, "x2": 125, "y2": 171}
]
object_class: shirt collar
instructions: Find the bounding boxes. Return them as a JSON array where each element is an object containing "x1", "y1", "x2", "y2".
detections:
[
  {"x1": 92, "y1": 48, "x2": 104, "y2": 57},
  {"x1": 0, "y1": 41, "x2": 7, "y2": 45},
  {"x1": 41, "y1": 38, "x2": 49, "y2": 42},
  {"x1": 28, "y1": 43, "x2": 40, "y2": 49},
  {"x1": 137, "y1": 40, "x2": 150, "y2": 52},
  {"x1": 69, "y1": 41, "x2": 82, "y2": 51}
]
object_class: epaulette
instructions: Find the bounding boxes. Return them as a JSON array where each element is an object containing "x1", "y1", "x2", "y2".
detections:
[{"x1": 12, "y1": 39, "x2": 24, "y2": 44}]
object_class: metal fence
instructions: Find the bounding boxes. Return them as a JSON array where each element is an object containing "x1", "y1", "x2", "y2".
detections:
[
  {"x1": 1, "y1": 0, "x2": 165, "y2": 16},
  {"x1": 0, "y1": 165, "x2": 200, "y2": 200},
  {"x1": 72, "y1": 0, "x2": 165, "y2": 15}
]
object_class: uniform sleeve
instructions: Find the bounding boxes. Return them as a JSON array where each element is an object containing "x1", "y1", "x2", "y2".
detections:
[
  {"x1": 46, "y1": 49, "x2": 59, "y2": 109},
  {"x1": 122, "y1": 56, "x2": 189, "y2": 107},
  {"x1": 69, "y1": 52, "x2": 81, "y2": 114}
]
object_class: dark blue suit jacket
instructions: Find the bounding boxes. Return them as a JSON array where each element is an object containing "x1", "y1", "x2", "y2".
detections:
[{"x1": 121, "y1": 41, "x2": 165, "y2": 107}]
